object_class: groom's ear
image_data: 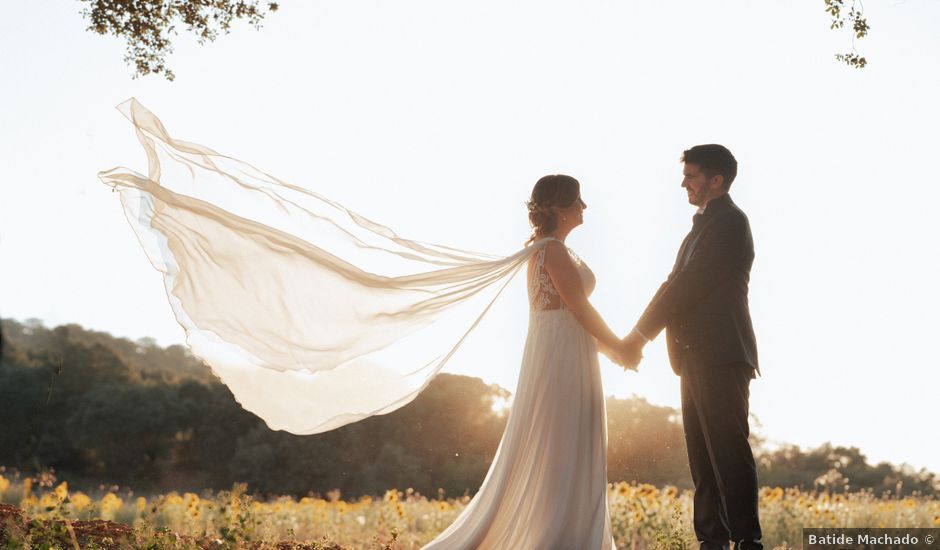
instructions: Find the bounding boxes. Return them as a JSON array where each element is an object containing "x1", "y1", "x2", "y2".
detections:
[{"x1": 709, "y1": 174, "x2": 725, "y2": 190}]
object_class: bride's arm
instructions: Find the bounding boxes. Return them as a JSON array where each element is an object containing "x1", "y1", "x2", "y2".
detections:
[{"x1": 542, "y1": 241, "x2": 621, "y2": 352}]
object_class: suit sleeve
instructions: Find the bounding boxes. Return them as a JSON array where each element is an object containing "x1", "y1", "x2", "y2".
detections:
[{"x1": 635, "y1": 212, "x2": 749, "y2": 340}]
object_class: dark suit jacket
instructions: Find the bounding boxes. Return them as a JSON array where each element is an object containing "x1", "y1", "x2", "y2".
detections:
[{"x1": 636, "y1": 194, "x2": 759, "y2": 376}]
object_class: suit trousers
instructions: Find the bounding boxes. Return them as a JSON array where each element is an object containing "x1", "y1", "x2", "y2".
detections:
[{"x1": 680, "y1": 362, "x2": 762, "y2": 546}]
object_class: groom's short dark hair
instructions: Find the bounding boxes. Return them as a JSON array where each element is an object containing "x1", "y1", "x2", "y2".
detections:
[{"x1": 681, "y1": 144, "x2": 737, "y2": 190}]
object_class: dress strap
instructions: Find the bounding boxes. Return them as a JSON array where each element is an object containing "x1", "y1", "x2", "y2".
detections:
[{"x1": 528, "y1": 238, "x2": 563, "y2": 311}]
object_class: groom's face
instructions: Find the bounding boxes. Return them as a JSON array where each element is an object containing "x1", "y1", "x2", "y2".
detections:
[{"x1": 681, "y1": 163, "x2": 723, "y2": 208}]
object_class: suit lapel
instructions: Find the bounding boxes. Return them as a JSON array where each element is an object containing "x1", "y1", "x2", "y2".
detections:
[
  {"x1": 679, "y1": 215, "x2": 718, "y2": 268},
  {"x1": 672, "y1": 228, "x2": 697, "y2": 273}
]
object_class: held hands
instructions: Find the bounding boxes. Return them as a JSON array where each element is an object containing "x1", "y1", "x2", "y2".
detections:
[
  {"x1": 600, "y1": 332, "x2": 644, "y2": 372},
  {"x1": 617, "y1": 331, "x2": 646, "y2": 372}
]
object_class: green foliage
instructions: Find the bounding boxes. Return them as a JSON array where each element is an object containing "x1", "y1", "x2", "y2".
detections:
[
  {"x1": 73, "y1": 1, "x2": 876, "y2": 81},
  {"x1": 2, "y1": 318, "x2": 936, "y2": 500},
  {"x1": 650, "y1": 503, "x2": 694, "y2": 550},
  {"x1": 2, "y1": 319, "x2": 216, "y2": 385},
  {"x1": 79, "y1": 0, "x2": 279, "y2": 81},
  {"x1": 759, "y1": 443, "x2": 940, "y2": 496},
  {"x1": 824, "y1": 0, "x2": 869, "y2": 68},
  {"x1": 606, "y1": 396, "x2": 691, "y2": 488}
]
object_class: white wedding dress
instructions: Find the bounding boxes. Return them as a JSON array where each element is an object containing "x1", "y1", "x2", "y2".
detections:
[
  {"x1": 100, "y1": 100, "x2": 616, "y2": 549},
  {"x1": 422, "y1": 240, "x2": 617, "y2": 550}
]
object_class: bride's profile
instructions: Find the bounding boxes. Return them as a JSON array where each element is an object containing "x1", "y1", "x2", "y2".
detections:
[{"x1": 101, "y1": 99, "x2": 629, "y2": 549}]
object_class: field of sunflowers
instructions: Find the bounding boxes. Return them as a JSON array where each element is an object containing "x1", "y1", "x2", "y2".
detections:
[{"x1": 1, "y1": 472, "x2": 938, "y2": 549}]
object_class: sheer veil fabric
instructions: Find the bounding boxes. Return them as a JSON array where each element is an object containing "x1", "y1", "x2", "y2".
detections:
[
  {"x1": 99, "y1": 99, "x2": 554, "y2": 435},
  {"x1": 103, "y1": 100, "x2": 618, "y2": 548}
]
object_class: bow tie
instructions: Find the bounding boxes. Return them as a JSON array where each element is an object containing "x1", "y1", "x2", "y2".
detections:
[{"x1": 692, "y1": 212, "x2": 704, "y2": 225}]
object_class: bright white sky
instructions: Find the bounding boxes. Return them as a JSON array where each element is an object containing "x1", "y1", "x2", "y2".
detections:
[{"x1": 2, "y1": 1, "x2": 939, "y2": 475}]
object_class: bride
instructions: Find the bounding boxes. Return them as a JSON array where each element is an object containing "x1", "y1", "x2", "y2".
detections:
[
  {"x1": 101, "y1": 100, "x2": 635, "y2": 549},
  {"x1": 420, "y1": 175, "x2": 631, "y2": 549}
]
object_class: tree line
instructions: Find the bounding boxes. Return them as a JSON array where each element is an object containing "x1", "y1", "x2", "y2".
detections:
[{"x1": 1, "y1": 318, "x2": 935, "y2": 499}]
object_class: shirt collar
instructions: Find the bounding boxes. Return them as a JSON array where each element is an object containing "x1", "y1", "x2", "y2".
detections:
[{"x1": 698, "y1": 193, "x2": 732, "y2": 216}]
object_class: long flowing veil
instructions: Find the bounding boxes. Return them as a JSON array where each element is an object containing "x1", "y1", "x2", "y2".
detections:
[{"x1": 100, "y1": 99, "x2": 546, "y2": 435}]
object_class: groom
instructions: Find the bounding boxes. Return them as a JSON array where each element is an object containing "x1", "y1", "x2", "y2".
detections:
[{"x1": 622, "y1": 144, "x2": 762, "y2": 550}]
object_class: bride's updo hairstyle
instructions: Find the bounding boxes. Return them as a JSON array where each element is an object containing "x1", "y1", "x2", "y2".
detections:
[{"x1": 526, "y1": 174, "x2": 581, "y2": 244}]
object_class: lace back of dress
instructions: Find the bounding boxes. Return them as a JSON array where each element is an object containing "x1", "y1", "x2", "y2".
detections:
[{"x1": 528, "y1": 244, "x2": 564, "y2": 311}]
